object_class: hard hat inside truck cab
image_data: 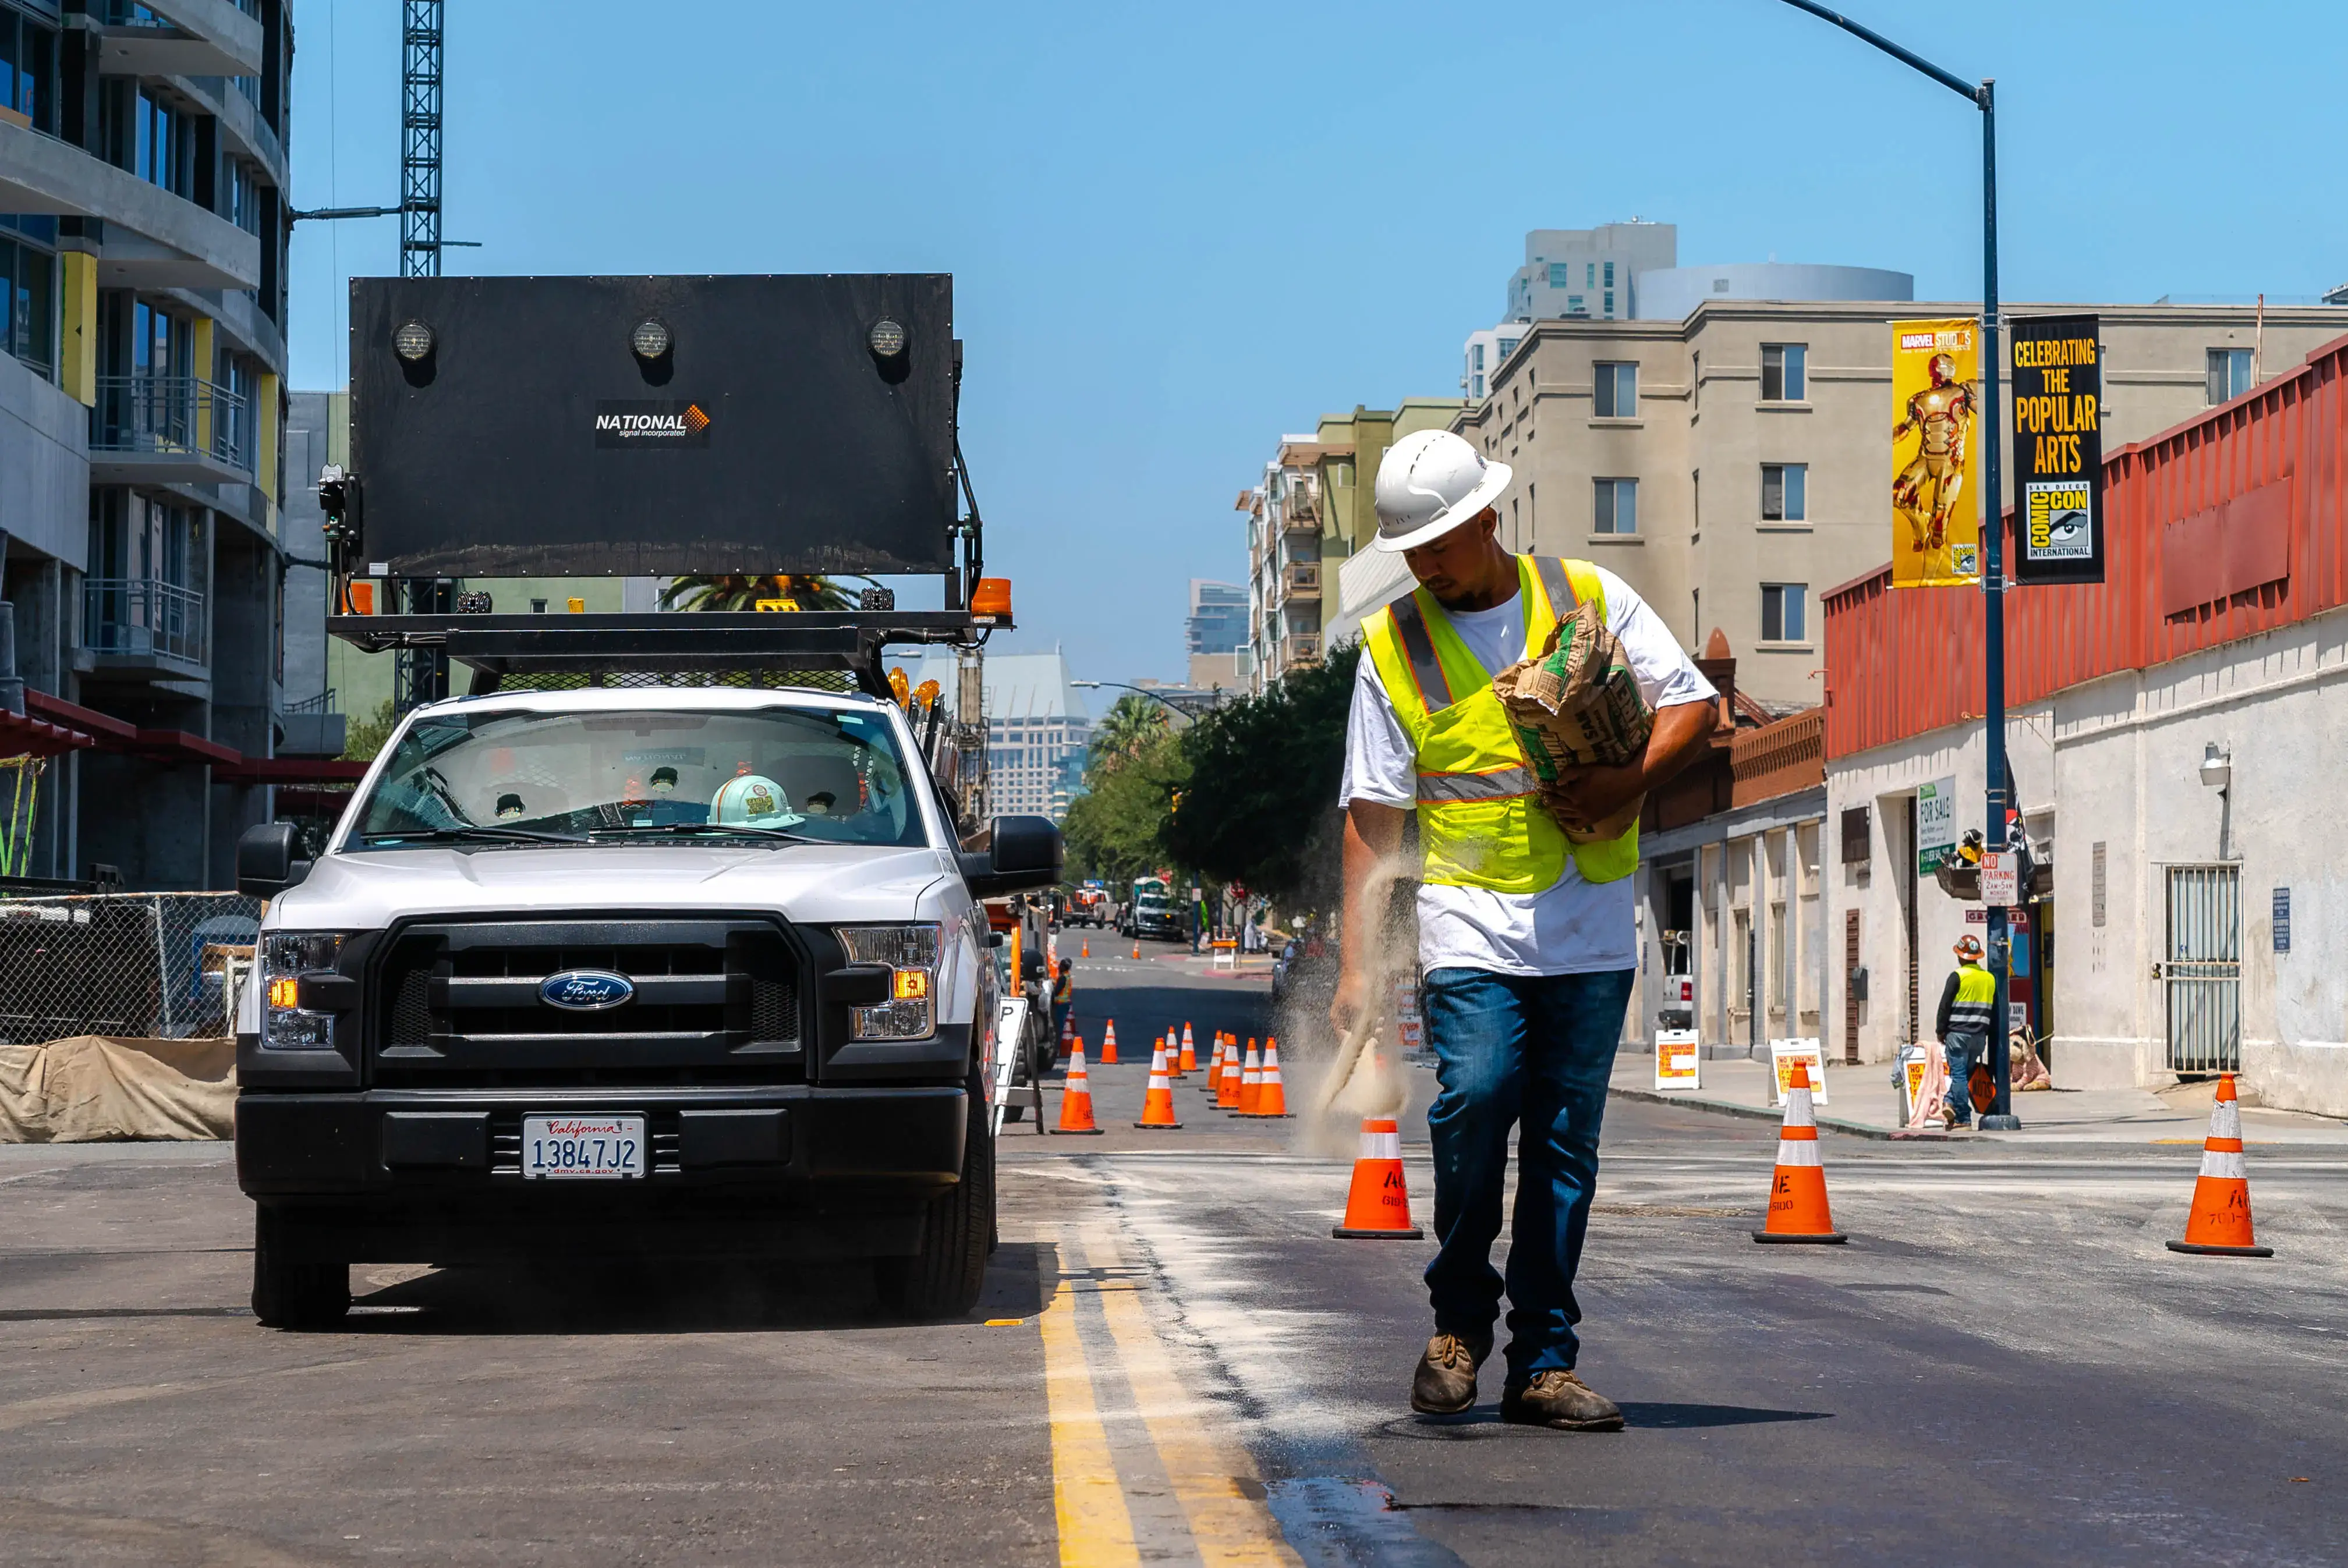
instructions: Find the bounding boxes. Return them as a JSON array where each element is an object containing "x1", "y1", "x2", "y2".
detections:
[
  {"x1": 711, "y1": 773, "x2": 794, "y2": 826},
  {"x1": 1372, "y1": 428, "x2": 1513, "y2": 552}
]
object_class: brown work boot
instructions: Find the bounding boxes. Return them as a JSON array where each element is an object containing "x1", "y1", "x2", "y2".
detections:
[
  {"x1": 1501, "y1": 1370, "x2": 1625, "y2": 1432},
  {"x1": 1408, "y1": 1331, "x2": 1491, "y2": 1415}
]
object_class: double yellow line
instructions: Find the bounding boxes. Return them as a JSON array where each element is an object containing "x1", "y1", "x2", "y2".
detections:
[{"x1": 1037, "y1": 1233, "x2": 1298, "y2": 1567}]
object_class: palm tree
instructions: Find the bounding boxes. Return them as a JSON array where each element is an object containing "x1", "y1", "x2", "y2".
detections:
[
  {"x1": 1089, "y1": 693, "x2": 1168, "y2": 761},
  {"x1": 657, "y1": 573, "x2": 865, "y2": 612}
]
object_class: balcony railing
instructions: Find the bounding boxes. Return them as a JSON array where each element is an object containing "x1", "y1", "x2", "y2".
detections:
[
  {"x1": 1284, "y1": 633, "x2": 1322, "y2": 668},
  {"x1": 1281, "y1": 562, "x2": 1321, "y2": 599},
  {"x1": 90, "y1": 374, "x2": 252, "y2": 472},
  {"x1": 1283, "y1": 489, "x2": 1322, "y2": 531},
  {"x1": 83, "y1": 578, "x2": 207, "y2": 665}
]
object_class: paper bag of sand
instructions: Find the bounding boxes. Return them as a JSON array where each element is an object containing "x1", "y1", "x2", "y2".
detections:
[{"x1": 1490, "y1": 600, "x2": 1653, "y2": 842}]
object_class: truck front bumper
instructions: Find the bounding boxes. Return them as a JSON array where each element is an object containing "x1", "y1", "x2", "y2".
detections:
[{"x1": 236, "y1": 1084, "x2": 968, "y2": 1262}]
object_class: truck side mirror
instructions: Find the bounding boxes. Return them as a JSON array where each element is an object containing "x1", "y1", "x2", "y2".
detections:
[
  {"x1": 237, "y1": 822, "x2": 312, "y2": 900},
  {"x1": 957, "y1": 815, "x2": 1064, "y2": 899}
]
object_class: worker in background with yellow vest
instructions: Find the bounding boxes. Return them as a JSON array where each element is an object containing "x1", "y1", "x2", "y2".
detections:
[
  {"x1": 1334, "y1": 429, "x2": 1717, "y2": 1432},
  {"x1": 1935, "y1": 935, "x2": 1999, "y2": 1130}
]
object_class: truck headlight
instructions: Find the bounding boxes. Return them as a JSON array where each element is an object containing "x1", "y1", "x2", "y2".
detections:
[
  {"x1": 261, "y1": 932, "x2": 343, "y2": 1049},
  {"x1": 836, "y1": 924, "x2": 939, "y2": 1040}
]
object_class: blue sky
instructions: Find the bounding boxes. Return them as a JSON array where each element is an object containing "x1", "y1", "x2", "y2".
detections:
[{"x1": 288, "y1": 1, "x2": 2346, "y2": 686}]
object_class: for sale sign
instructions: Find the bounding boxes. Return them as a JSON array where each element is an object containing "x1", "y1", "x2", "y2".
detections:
[{"x1": 2010, "y1": 314, "x2": 2106, "y2": 585}]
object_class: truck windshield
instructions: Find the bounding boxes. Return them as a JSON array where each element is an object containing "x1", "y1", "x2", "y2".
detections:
[{"x1": 350, "y1": 705, "x2": 928, "y2": 850}]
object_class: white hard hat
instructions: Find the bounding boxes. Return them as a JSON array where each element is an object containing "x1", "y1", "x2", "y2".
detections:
[
  {"x1": 1371, "y1": 429, "x2": 1512, "y2": 552},
  {"x1": 711, "y1": 773, "x2": 791, "y2": 825}
]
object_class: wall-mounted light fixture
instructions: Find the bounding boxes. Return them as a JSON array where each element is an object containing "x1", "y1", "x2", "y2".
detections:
[{"x1": 2198, "y1": 742, "x2": 2232, "y2": 793}]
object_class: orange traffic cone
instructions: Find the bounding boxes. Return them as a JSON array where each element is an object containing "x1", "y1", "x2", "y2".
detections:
[
  {"x1": 1099, "y1": 1020, "x2": 1118, "y2": 1065},
  {"x1": 1217, "y1": 1038, "x2": 1244, "y2": 1109},
  {"x1": 1081, "y1": 940, "x2": 1089, "y2": 959},
  {"x1": 1178, "y1": 1023, "x2": 1196, "y2": 1074},
  {"x1": 2168, "y1": 1074, "x2": 2273, "y2": 1257},
  {"x1": 1132, "y1": 942, "x2": 1142, "y2": 959},
  {"x1": 1201, "y1": 1033, "x2": 1227, "y2": 1094},
  {"x1": 1058, "y1": 1010, "x2": 1074, "y2": 1053},
  {"x1": 1134, "y1": 1042, "x2": 1182, "y2": 1130},
  {"x1": 1235, "y1": 1038, "x2": 1263, "y2": 1115},
  {"x1": 1753, "y1": 1062, "x2": 1846, "y2": 1244},
  {"x1": 1333, "y1": 1118, "x2": 1423, "y2": 1239},
  {"x1": 1159, "y1": 1033, "x2": 1185, "y2": 1080},
  {"x1": 1246, "y1": 1037, "x2": 1291, "y2": 1117},
  {"x1": 1056, "y1": 1045, "x2": 1103, "y2": 1135}
]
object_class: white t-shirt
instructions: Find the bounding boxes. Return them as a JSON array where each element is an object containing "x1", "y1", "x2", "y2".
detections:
[{"x1": 1338, "y1": 565, "x2": 1715, "y2": 977}]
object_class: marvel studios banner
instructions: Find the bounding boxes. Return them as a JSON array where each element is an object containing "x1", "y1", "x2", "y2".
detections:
[
  {"x1": 1890, "y1": 319, "x2": 1983, "y2": 588},
  {"x1": 2009, "y1": 314, "x2": 2106, "y2": 585}
]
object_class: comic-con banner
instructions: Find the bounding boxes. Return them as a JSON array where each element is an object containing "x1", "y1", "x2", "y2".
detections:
[
  {"x1": 2010, "y1": 313, "x2": 2105, "y2": 585},
  {"x1": 1890, "y1": 318, "x2": 1982, "y2": 588}
]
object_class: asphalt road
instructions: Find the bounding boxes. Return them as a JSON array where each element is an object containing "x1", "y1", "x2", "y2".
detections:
[{"x1": 2, "y1": 943, "x2": 2344, "y2": 1565}]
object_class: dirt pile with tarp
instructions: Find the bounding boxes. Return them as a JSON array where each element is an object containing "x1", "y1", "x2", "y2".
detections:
[{"x1": 0, "y1": 1035, "x2": 234, "y2": 1141}]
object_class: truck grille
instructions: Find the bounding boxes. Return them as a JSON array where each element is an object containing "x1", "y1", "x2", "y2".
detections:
[{"x1": 373, "y1": 917, "x2": 805, "y2": 1087}]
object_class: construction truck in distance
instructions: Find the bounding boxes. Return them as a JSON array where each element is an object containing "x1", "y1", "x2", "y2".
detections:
[
  {"x1": 1124, "y1": 875, "x2": 1182, "y2": 943},
  {"x1": 232, "y1": 274, "x2": 1056, "y2": 1327}
]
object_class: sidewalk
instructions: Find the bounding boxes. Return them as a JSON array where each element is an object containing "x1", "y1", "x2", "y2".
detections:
[{"x1": 1610, "y1": 1053, "x2": 2348, "y2": 1147}]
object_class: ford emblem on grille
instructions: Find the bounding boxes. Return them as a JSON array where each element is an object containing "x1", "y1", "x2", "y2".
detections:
[{"x1": 539, "y1": 970, "x2": 636, "y2": 1011}]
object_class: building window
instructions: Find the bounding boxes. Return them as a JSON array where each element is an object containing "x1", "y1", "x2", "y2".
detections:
[
  {"x1": 1497, "y1": 335, "x2": 1518, "y2": 361},
  {"x1": 1567, "y1": 295, "x2": 1584, "y2": 315},
  {"x1": 1761, "y1": 583, "x2": 1807, "y2": 643},
  {"x1": 225, "y1": 159, "x2": 264, "y2": 235},
  {"x1": 1761, "y1": 463, "x2": 1807, "y2": 522},
  {"x1": 1762, "y1": 343, "x2": 1807, "y2": 401},
  {"x1": 2207, "y1": 347, "x2": 2253, "y2": 405},
  {"x1": 1603, "y1": 290, "x2": 1614, "y2": 317},
  {"x1": 0, "y1": 222, "x2": 58, "y2": 379},
  {"x1": 1473, "y1": 343, "x2": 1485, "y2": 372},
  {"x1": 1547, "y1": 262, "x2": 1571, "y2": 288},
  {"x1": 1603, "y1": 261, "x2": 1614, "y2": 287},
  {"x1": 1, "y1": 9, "x2": 61, "y2": 133},
  {"x1": 1472, "y1": 374, "x2": 1483, "y2": 398},
  {"x1": 1586, "y1": 262, "x2": 1595, "y2": 287},
  {"x1": 1593, "y1": 361, "x2": 1638, "y2": 418},
  {"x1": 1594, "y1": 477, "x2": 1638, "y2": 535}
]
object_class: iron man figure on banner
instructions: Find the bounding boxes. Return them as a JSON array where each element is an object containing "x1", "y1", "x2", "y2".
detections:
[{"x1": 1892, "y1": 352, "x2": 1978, "y2": 555}]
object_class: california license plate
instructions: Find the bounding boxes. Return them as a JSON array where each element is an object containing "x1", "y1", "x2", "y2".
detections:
[{"x1": 522, "y1": 1115, "x2": 646, "y2": 1180}]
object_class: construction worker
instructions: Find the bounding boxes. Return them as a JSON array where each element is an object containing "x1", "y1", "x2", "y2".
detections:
[
  {"x1": 1333, "y1": 429, "x2": 1717, "y2": 1432},
  {"x1": 1050, "y1": 953, "x2": 1074, "y2": 1053},
  {"x1": 1935, "y1": 934, "x2": 1998, "y2": 1130}
]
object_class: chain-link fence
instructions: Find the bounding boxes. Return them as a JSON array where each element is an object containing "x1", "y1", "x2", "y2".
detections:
[{"x1": 0, "y1": 893, "x2": 262, "y2": 1044}]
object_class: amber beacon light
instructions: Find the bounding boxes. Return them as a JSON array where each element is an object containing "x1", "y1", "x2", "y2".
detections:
[{"x1": 970, "y1": 578, "x2": 1013, "y2": 618}]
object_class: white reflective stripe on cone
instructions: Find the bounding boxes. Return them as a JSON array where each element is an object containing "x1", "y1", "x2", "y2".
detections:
[
  {"x1": 2200, "y1": 1150, "x2": 2248, "y2": 1180},
  {"x1": 1774, "y1": 1140, "x2": 1822, "y2": 1168},
  {"x1": 2211, "y1": 1102, "x2": 2241, "y2": 1140},
  {"x1": 1362, "y1": 1130, "x2": 1403, "y2": 1159},
  {"x1": 1783, "y1": 1090, "x2": 1817, "y2": 1128}
]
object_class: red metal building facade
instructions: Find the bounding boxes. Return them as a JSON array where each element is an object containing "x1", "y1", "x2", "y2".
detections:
[{"x1": 1825, "y1": 331, "x2": 2348, "y2": 760}]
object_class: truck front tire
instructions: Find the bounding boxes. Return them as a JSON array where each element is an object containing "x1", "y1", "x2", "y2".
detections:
[
  {"x1": 252, "y1": 1209, "x2": 350, "y2": 1330},
  {"x1": 875, "y1": 1072, "x2": 993, "y2": 1319}
]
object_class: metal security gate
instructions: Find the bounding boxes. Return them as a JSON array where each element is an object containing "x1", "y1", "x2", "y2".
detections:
[{"x1": 2165, "y1": 865, "x2": 2240, "y2": 1073}]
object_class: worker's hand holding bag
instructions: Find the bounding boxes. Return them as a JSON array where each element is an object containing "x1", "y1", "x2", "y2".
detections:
[{"x1": 1490, "y1": 601, "x2": 1655, "y2": 843}]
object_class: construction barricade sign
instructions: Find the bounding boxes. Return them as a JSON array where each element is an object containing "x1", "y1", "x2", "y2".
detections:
[
  {"x1": 1890, "y1": 318, "x2": 1984, "y2": 588},
  {"x1": 1769, "y1": 1038, "x2": 1829, "y2": 1107},
  {"x1": 1896, "y1": 1044, "x2": 1932, "y2": 1124},
  {"x1": 1653, "y1": 1028, "x2": 1701, "y2": 1091}
]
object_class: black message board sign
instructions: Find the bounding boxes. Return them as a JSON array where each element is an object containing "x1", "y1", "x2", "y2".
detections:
[
  {"x1": 2009, "y1": 313, "x2": 2105, "y2": 585},
  {"x1": 350, "y1": 275, "x2": 958, "y2": 579}
]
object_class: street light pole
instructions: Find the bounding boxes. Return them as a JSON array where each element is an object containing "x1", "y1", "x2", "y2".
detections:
[
  {"x1": 1775, "y1": 2, "x2": 2018, "y2": 1129},
  {"x1": 1069, "y1": 680, "x2": 1217, "y2": 725}
]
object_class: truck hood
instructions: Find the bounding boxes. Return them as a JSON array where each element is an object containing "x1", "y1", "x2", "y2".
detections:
[{"x1": 268, "y1": 843, "x2": 955, "y2": 930}]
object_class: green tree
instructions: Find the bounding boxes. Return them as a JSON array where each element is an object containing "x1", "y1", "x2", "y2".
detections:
[
  {"x1": 342, "y1": 698, "x2": 398, "y2": 762},
  {"x1": 1061, "y1": 726, "x2": 1189, "y2": 889},
  {"x1": 657, "y1": 573, "x2": 863, "y2": 612},
  {"x1": 1160, "y1": 643, "x2": 1361, "y2": 910},
  {"x1": 1086, "y1": 691, "x2": 1170, "y2": 762}
]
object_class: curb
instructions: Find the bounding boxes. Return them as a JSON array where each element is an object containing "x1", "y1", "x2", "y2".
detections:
[{"x1": 1608, "y1": 1084, "x2": 1894, "y2": 1141}]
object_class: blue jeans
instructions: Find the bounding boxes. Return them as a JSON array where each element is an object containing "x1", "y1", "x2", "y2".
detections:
[
  {"x1": 1944, "y1": 1031, "x2": 1984, "y2": 1125},
  {"x1": 1421, "y1": 966, "x2": 1637, "y2": 1381}
]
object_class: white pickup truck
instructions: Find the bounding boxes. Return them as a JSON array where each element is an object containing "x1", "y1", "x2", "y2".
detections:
[{"x1": 233, "y1": 682, "x2": 1060, "y2": 1328}]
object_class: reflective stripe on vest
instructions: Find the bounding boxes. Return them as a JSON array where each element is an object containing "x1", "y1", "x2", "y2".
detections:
[
  {"x1": 1361, "y1": 555, "x2": 1641, "y2": 892},
  {"x1": 1947, "y1": 962, "x2": 1997, "y2": 1033}
]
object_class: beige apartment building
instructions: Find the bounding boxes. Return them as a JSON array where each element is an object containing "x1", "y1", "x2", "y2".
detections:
[{"x1": 1449, "y1": 300, "x2": 2347, "y2": 707}]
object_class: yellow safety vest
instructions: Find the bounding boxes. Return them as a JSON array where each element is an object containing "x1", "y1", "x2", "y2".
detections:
[{"x1": 1362, "y1": 555, "x2": 1641, "y2": 893}]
